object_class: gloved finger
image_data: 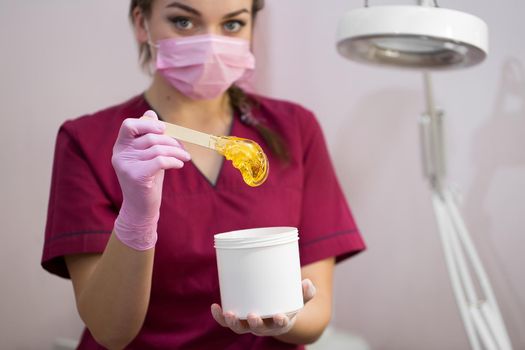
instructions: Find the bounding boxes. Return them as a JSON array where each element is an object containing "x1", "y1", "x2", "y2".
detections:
[
  {"x1": 139, "y1": 156, "x2": 185, "y2": 177},
  {"x1": 246, "y1": 313, "x2": 264, "y2": 331},
  {"x1": 142, "y1": 110, "x2": 158, "y2": 120},
  {"x1": 224, "y1": 312, "x2": 250, "y2": 335},
  {"x1": 247, "y1": 314, "x2": 283, "y2": 337},
  {"x1": 302, "y1": 278, "x2": 316, "y2": 303},
  {"x1": 210, "y1": 304, "x2": 228, "y2": 328},
  {"x1": 133, "y1": 133, "x2": 185, "y2": 151},
  {"x1": 139, "y1": 144, "x2": 191, "y2": 162},
  {"x1": 118, "y1": 117, "x2": 165, "y2": 140},
  {"x1": 272, "y1": 313, "x2": 290, "y2": 329},
  {"x1": 247, "y1": 314, "x2": 294, "y2": 337}
]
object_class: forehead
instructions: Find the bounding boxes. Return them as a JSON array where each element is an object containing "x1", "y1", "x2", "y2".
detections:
[{"x1": 155, "y1": 0, "x2": 253, "y2": 15}]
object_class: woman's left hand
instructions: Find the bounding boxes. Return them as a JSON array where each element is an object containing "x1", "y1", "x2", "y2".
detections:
[{"x1": 211, "y1": 279, "x2": 316, "y2": 337}]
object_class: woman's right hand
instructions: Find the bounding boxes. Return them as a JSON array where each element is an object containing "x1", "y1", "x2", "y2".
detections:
[{"x1": 112, "y1": 110, "x2": 191, "y2": 250}]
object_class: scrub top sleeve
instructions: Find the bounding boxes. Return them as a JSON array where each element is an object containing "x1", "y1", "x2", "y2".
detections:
[
  {"x1": 297, "y1": 110, "x2": 365, "y2": 266},
  {"x1": 42, "y1": 123, "x2": 115, "y2": 278}
]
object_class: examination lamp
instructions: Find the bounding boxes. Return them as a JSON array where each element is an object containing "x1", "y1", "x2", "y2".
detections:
[
  {"x1": 336, "y1": 2, "x2": 514, "y2": 350},
  {"x1": 336, "y1": 3, "x2": 488, "y2": 70}
]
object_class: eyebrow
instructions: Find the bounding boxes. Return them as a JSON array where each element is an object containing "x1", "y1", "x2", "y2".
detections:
[
  {"x1": 167, "y1": 2, "x2": 200, "y2": 16},
  {"x1": 223, "y1": 9, "x2": 250, "y2": 19},
  {"x1": 166, "y1": 2, "x2": 250, "y2": 19}
]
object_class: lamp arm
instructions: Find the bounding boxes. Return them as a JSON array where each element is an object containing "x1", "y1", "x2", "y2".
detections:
[
  {"x1": 422, "y1": 72, "x2": 513, "y2": 350},
  {"x1": 431, "y1": 192, "x2": 483, "y2": 350},
  {"x1": 444, "y1": 191, "x2": 514, "y2": 350}
]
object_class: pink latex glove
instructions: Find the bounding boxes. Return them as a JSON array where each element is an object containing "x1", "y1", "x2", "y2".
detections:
[
  {"x1": 211, "y1": 279, "x2": 317, "y2": 337},
  {"x1": 112, "y1": 110, "x2": 190, "y2": 250}
]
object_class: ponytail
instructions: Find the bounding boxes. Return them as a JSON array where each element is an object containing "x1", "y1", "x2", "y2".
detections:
[{"x1": 228, "y1": 86, "x2": 290, "y2": 164}]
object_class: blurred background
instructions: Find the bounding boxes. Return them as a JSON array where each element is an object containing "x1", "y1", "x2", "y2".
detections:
[{"x1": 1, "y1": 0, "x2": 523, "y2": 349}]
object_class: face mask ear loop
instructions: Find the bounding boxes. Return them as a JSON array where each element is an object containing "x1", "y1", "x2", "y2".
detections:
[
  {"x1": 143, "y1": 20, "x2": 159, "y2": 49},
  {"x1": 143, "y1": 20, "x2": 159, "y2": 75}
]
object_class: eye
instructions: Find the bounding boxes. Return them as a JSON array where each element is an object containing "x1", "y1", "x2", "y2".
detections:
[
  {"x1": 223, "y1": 20, "x2": 246, "y2": 33},
  {"x1": 169, "y1": 16, "x2": 194, "y2": 31}
]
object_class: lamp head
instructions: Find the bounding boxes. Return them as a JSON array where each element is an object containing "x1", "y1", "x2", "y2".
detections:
[{"x1": 336, "y1": 5, "x2": 488, "y2": 70}]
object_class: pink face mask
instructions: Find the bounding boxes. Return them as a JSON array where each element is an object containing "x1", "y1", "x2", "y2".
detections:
[{"x1": 152, "y1": 34, "x2": 256, "y2": 100}]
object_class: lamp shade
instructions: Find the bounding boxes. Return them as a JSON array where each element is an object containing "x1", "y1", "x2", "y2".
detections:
[{"x1": 336, "y1": 5, "x2": 488, "y2": 70}]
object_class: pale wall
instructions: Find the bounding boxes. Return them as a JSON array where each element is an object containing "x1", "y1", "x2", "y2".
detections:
[{"x1": 1, "y1": 1, "x2": 523, "y2": 349}]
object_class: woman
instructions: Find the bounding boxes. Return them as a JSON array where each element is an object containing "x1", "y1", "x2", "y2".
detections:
[{"x1": 41, "y1": 0, "x2": 365, "y2": 349}]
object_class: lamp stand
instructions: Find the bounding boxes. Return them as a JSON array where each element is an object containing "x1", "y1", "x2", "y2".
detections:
[{"x1": 419, "y1": 72, "x2": 513, "y2": 350}]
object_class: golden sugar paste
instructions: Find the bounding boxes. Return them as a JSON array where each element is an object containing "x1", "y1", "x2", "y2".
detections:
[{"x1": 214, "y1": 136, "x2": 269, "y2": 187}]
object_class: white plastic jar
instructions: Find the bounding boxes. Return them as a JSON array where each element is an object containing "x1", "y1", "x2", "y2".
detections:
[{"x1": 214, "y1": 227, "x2": 304, "y2": 319}]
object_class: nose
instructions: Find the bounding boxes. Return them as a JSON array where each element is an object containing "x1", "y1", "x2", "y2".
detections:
[
  {"x1": 201, "y1": 25, "x2": 220, "y2": 36},
  {"x1": 200, "y1": 19, "x2": 233, "y2": 36}
]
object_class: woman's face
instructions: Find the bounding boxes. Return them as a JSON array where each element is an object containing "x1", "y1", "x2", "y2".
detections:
[{"x1": 136, "y1": 0, "x2": 254, "y2": 44}]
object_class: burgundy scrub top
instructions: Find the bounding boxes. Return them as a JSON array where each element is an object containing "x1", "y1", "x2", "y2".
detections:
[{"x1": 42, "y1": 94, "x2": 365, "y2": 349}]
